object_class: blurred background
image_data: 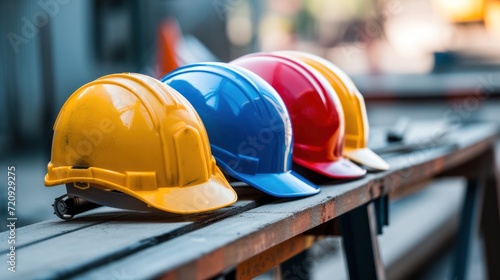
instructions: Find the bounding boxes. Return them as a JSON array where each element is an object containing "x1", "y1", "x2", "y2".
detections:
[{"x1": 1, "y1": 0, "x2": 500, "y2": 279}]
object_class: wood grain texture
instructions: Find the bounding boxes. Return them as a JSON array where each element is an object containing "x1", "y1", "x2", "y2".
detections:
[
  {"x1": 0, "y1": 123, "x2": 496, "y2": 280},
  {"x1": 0, "y1": 193, "x2": 271, "y2": 280},
  {"x1": 76, "y1": 124, "x2": 499, "y2": 280},
  {"x1": 0, "y1": 207, "x2": 128, "y2": 253},
  {"x1": 236, "y1": 235, "x2": 317, "y2": 280}
]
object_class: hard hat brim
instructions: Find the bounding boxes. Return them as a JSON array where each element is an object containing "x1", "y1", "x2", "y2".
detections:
[
  {"x1": 294, "y1": 157, "x2": 367, "y2": 179},
  {"x1": 345, "y1": 147, "x2": 390, "y2": 171},
  {"x1": 46, "y1": 168, "x2": 237, "y2": 214},
  {"x1": 227, "y1": 169, "x2": 320, "y2": 197},
  {"x1": 129, "y1": 171, "x2": 237, "y2": 214},
  {"x1": 240, "y1": 171, "x2": 320, "y2": 197}
]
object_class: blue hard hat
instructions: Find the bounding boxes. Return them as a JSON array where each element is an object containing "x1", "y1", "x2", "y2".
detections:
[{"x1": 162, "y1": 62, "x2": 319, "y2": 197}]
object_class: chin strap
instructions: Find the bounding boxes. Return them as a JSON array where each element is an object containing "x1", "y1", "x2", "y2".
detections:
[
  {"x1": 52, "y1": 184, "x2": 158, "y2": 220},
  {"x1": 52, "y1": 194, "x2": 101, "y2": 220},
  {"x1": 66, "y1": 183, "x2": 156, "y2": 211}
]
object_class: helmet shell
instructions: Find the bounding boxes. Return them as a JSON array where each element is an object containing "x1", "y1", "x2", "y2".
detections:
[
  {"x1": 45, "y1": 73, "x2": 237, "y2": 213},
  {"x1": 232, "y1": 53, "x2": 366, "y2": 178},
  {"x1": 282, "y1": 51, "x2": 389, "y2": 171},
  {"x1": 163, "y1": 63, "x2": 320, "y2": 197}
]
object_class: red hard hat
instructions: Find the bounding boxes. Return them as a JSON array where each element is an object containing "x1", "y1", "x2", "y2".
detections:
[{"x1": 231, "y1": 53, "x2": 366, "y2": 179}]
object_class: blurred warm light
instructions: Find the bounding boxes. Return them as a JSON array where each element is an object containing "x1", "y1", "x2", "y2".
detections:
[
  {"x1": 305, "y1": 0, "x2": 369, "y2": 22},
  {"x1": 259, "y1": 15, "x2": 295, "y2": 51},
  {"x1": 327, "y1": 41, "x2": 433, "y2": 75},
  {"x1": 227, "y1": 16, "x2": 253, "y2": 46},
  {"x1": 326, "y1": 44, "x2": 371, "y2": 74},
  {"x1": 249, "y1": 0, "x2": 500, "y2": 74},
  {"x1": 485, "y1": 1, "x2": 500, "y2": 38},
  {"x1": 432, "y1": 0, "x2": 485, "y2": 22},
  {"x1": 269, "y1": 0, "x2": 302, "y2": 16},
  {"x1": 376, "y1": 40, "x2": 434, "y2": 73},
  {"x1": 384, "y1": 16, "x2": 452, "y2": 57}
]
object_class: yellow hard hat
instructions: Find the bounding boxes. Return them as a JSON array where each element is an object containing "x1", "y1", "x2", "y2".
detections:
[
  {"x1": 44, "y1": 73, "x2": 237, "y2": 214},
  {"x1": 282, "y1": 51, "x2": 390, "y2": 171}
]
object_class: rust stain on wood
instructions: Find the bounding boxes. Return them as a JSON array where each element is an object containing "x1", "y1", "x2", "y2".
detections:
[
  {"x1": 236, "y1": 235, "x2": 314, "y2": 280},
  {"x1": 158, "y1": 270, "x2": 178, "y2": 280},
  {"x1": 12, "y1": 125, "x2": 498, "y2": 280},
  {"x1": 320, "y1": 199, "x2": 335, "y2": 223},
  {"x1": 196, "y1": 248, "x2": 225, "y2": 279},
  {"x1": 289, "y1": 211, "x2": 311, "y2": 235}
]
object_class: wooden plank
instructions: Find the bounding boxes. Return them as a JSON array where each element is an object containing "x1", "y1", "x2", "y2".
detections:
[
  {"x1": 77, "y1": 179, "x2": 382, "y2": 280},
  {"x1": 73, "y1": 124, "x2": 497, "y2": 280},
  {"x1": 0, "y1": 191, "x2": 271, "y2": 280},
  {"x1": 2, "y1": 123, "x2": 496, "y2": 280},
  {"x1": 236, "y1": 235, "x2": 316, "y2": 280},
  {"x1": 0, "y1": 184, "x2": 266, "y2": 254},
  {"x1": 0, "y1": 207, "x2": 127, "y2": 253},
  {"x1": 381, "y1": 125, "x2": 498, "y2": 195},
  {"x1": 77, "y1": 211, "x2": 315, "y2": 280}
]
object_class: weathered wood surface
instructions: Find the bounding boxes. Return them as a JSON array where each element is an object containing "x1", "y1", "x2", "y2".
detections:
[
  {"x1": 0, "y1": 123, "x2": 497, "y2": 280},
  {"x1": 0, "y1": 190, "x2": 273, "y2": 279},
  {"x1": 236, "y1": 235, "x2": 317, "y2": 280}
]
